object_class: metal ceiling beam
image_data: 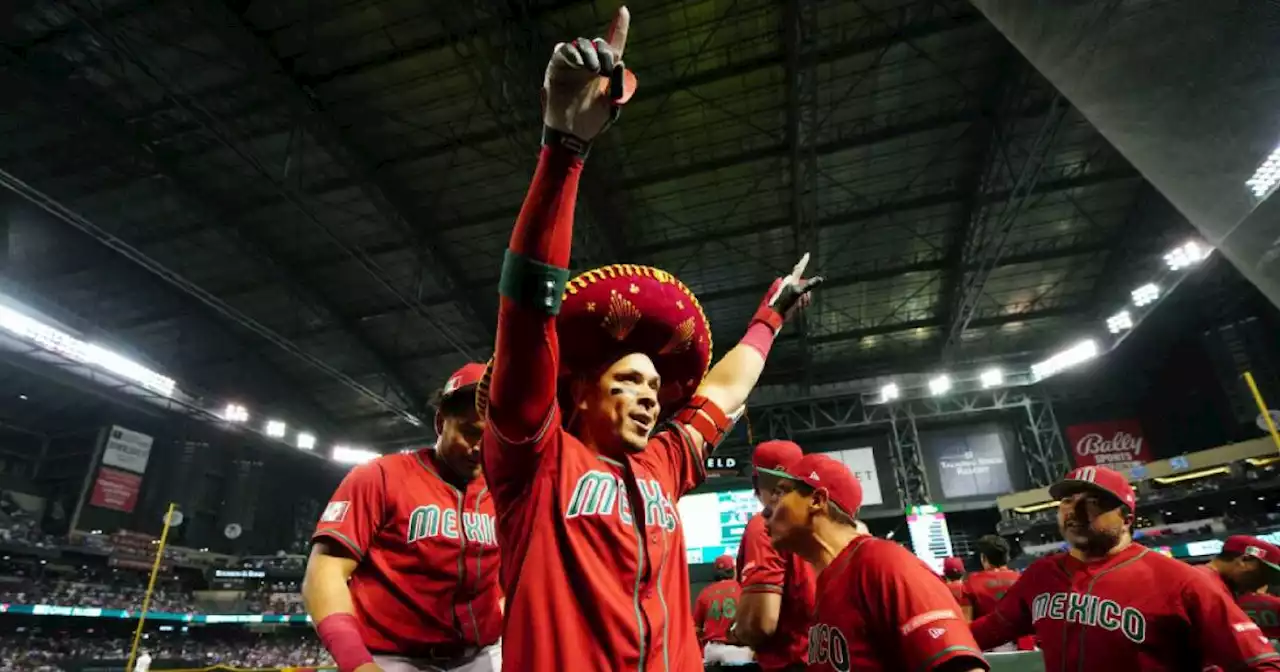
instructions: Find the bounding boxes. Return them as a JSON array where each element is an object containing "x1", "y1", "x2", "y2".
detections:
[
  {"x1": 0, "y1": 62, "x2": 424, "y2": 427},
  {"x1": 784, "y1": 0, "x2": 820, "y2": 390},
  {"x1": 205, "y1": 0, "x2": 496, "y2": 340}
]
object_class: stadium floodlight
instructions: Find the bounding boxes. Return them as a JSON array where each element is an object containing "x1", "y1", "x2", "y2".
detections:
[
  {"x1": 296, "y1": 432, "x2": 316, "y2": 450},
  {"x1": 979, "y1": 368, "x2": 1003, "y2": 388},
  {"x1": 1106, "y1": 310, "x2": 1134, "y2": 334},
  {"x1": 265, "y1": 420, "x2": 287, "y2": 438},
  {"x1": 1245, "y1": 143, "x2": 1280, "y2": 198},
  {"x1": 1031, "y1": 339, "x2": 1100, "y2": 381},
  {"x1": 332, "y1": 445, "x2": 379, "y2": 465},
  {"x1": 1131, "y1": 283, "x2": 1159, "y2": 307},
  {"x1": 0, "y1": 302, "x2": 177, "y2": 397},
  {"x1": 879, "y1": 382, "x2": 900, "y2": 403},
  {"x1": 928, "y1": 375, "x2": 952, "y2": 396},
  {"x1": 1163, "y1": 241, "x2": 1211, "y2": 271},
  {"x1": 222, "y1": 403, "x2": 249, "y2": 423}
]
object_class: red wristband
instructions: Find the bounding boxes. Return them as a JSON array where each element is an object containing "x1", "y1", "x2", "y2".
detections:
[
  {"x1": 317, "y1": 613, "x2": 374, "y2": 672},
  {"x1": 740, "y1": 320, "x2": 777, "y2": 359}
]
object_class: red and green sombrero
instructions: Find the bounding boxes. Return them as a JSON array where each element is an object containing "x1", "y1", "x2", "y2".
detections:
[{"x1": 477, "y1": 263, "x2": 712, "y2": 421}]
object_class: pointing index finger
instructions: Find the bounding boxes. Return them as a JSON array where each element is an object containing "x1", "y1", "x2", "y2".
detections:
[
  {"x1": 790, "y1": 253, "x2": 810, "y2": 280},
  {"x1": 606, "y1": 6, "x2": 630, "y2": 58}
]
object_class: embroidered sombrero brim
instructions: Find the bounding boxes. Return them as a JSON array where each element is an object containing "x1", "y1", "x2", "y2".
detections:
[{"x1": 476, "y1": 264, "x2": 712, "y2": 422}]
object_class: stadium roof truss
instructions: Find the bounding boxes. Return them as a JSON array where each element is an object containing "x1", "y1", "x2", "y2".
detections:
[{"x1": 0, "y1": 0, "x2": 1192, "y2": 448}]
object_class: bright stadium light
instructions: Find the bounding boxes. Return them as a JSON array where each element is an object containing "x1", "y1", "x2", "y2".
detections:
[
  {"x1": 0, "y1": 302, "x2": 176, "y2": 396},
  {"x1": 296, "y1": 432, "x2": 316, "y2": 451},
  {"x1": 1131, "y1": 283, "x2": 1160, "y2": 307},
  {"x1": 1032, "y1": 339, "x2": 1100, "y2": 381},
  {"x1": 1106, "y1": 310, "x2": 1134, "y2": 334},
  {"x1": 979, "y1": 368, "x2": 1003, "y2": 388},
  {"x1": 1163, "y1": 241, "x2": 1211, "y2": 270},
  {"x1": 265, "y1": 420, "x2": 287, "y2": 438},
  {"x1": 1246, "y1": 143, "x2": 1280, "y2": 198},
  {"x1": 222, "y1": 403, "x2": 249, "y2": 423},
  {"x1": 928, "y1": 375, "x2": 952, "y2": 396},
  {"x1": 879, "y1": 382, "x2": 900, "y2": 403},
  {"x1": 332, "y1": 445, "x2": 379, "y2": 465}
]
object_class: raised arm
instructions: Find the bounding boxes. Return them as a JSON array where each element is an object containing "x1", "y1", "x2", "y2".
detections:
[{"x1": 486, "y1": 8, "x2": 634, "y2": 446}]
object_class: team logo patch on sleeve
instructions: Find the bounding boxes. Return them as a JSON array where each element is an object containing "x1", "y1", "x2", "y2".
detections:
[
  {"x1": 900, "y1": 610, "x2": 959, "y2": 636},
  {"x1": 321, "y1": 501, "x2": 350, "y2": 523}
]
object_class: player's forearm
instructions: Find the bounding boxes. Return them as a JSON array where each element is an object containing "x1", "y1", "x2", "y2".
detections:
[
  {"x1": 487, "y1": 145, "x2": 582, "y2": 442},
  {"x1": 969, "y1": 613, "x2": 1017, "y2": 651},
  {"x1": 695, "y1": 341, "x2": 766, "y2": 422},
  {"x1": 733, "y1": 592, "x2": 781, "y2": 647},
  {"x1": 303, "y1": 547, "x2": 372, "y2": 672},
  {"x1": 302, "y1": 554, "x2": 357, "y2": 623}
]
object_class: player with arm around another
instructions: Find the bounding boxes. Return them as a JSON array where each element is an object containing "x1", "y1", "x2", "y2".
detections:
[
  {"x1": 304, "y1": 364, "x2": 501, "y2": 672},
  {"x1": 767, "y1": 453, "x2": 988, "y2": 672},
  {"x1": 970, "y1": 465, "x2": 1280, "y2": 671},
  {"x1": 734, "y1": 440, "x2": 816, "y2": 672},
  {"x1": 475, "y1": 7, "x2": 822, "y2": 671},
  {"x1": 695, "y1": 555, "x2": 754, "y2": 667}
]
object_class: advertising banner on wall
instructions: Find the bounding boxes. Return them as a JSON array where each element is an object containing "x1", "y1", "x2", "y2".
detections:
[
  {"x1": 920, "y1": 425, "x2": 1017, "y2": 500},
  {"x1": 100, "y1": 426, "x2": 154, "y2": 474},
  {"x1": 823, "y1": 447, "x2": 884, "y2": 506},
  {"x1": 88, "y1": 467, "x2": 142, "y2": 513},
  {"x1": 1064, "y1": 419, "x2": 1150, "y2": 471}
]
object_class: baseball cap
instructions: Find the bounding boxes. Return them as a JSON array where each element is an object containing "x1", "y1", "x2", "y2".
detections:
[
  {"x1": 780, "y1": 453, "x2": 863, "y2": 517},
  {"x1": 713, "y1": 555, "x2": 735, "y2": 572},
  {"x1": 1224, "y1": 536, "x2": 1280, "y2": 572},
  {"x1": 943, "y1": 557, "x2": 964, "y2": 575},
  {"x1": 753, "y1": 440, "x2": 804, "y2": 478},
  {"x1": 1048, "y1": 466, "x2": 1137, "y2": 512},
  {"x1": 441, "y1": 362, "x2": 486, "y2": 401}
]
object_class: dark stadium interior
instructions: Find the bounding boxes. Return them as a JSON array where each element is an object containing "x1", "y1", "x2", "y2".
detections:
[{"x1": 0, "y1": 0, "x2": 1277, "y2": 670}]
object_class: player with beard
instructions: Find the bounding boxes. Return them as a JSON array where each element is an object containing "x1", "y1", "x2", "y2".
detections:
[
  {"x1": 475, "y1": 8, "x2": 822, "y2": 670},
  {"x1": 305, "y1": 363, "x2": 501, "y2": 672},
  {"x1": 734, "y1": 440, "x2": 816, "y2": 672},
  {"x1": 970, "y1": 466, "x2": 1280, "y2": 670},
  {"x1": 767, "y1": 453, "x2": 987, "y2": 672}
]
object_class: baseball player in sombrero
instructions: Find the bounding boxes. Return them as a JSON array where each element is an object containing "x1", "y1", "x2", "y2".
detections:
[{"x1": 474, "y1": 6, "x2": 821, "y2": 671}]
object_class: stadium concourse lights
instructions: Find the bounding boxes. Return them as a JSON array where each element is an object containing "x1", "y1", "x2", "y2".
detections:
[
  {"x1": 1163, "y1": 241, "x2": 1210, "y2": 270},
  {"x1": 1131, "y1": 283, "x2": 1160, "y2": 307},
  {"x1": 296, "y1": 432, "x2": 316, "y2": 451},
  {"x1": 927, "y1": 375, "x2": 952, "y2": 396},
  {"x1": 1106, "y1": 310, "x2": 1134, "y2": 335},
  {"x1": 1245, "y1": 142, "x2": 1280, "y2": 198},
  {"x1": 222, "y1": 403, "x2": 249, "y2": 423},
  {"x1": 332, "y1": 445, "x2": 379, "y2": 465},
  {"x1": 264, "y1": 419, "x2": 287, "y2": 438},
  {"x1": 979, "y1": 368, "x2": 1003, "y2": 388},
  {"x1": 1031, "y1": 339, "x2": 1099, "y2": 381},
  {"x1": 879, "y1": 382, "x2": 901, "y2": 403}
]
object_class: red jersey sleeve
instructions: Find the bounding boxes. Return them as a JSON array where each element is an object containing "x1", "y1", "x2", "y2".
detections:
[
  {"x1": 959, "y1": 576, "x2": 976, "y2": 611},
  {"x1": 1181, "y1": 576, "x2": 1280, "y2": 670},
  {"x1": 970, "y1": 566, "x2": 1034, "y2": 650},
  {"x1": 738, "y1": 514, "x2": 785, "y2": 594},
  {"x1": 483, "y1": 147, "x2": 582, "y2": 495},
  {"x1": 862, "y1": 547, "x2": 987, "y2": 671},
  {"x1": 693, "y1": 589, "x2": 710, "y2": 638},
  {"x1": 311, "y1": 461, "x2": 388, "y2": 559},
  {"x1": 645, "y1": 424, "x2": 705, "y2": 500}
]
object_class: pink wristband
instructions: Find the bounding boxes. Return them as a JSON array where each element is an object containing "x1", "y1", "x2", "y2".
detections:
[
  {"x1": 317, "y1": 613, "x2": 374, "y2": 672},
  {"x1": 740, "y1": 320, "x2": 777, "y2": 359}
]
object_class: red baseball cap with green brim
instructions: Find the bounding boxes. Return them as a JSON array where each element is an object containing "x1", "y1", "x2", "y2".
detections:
[
  {"x1": 1048, "y1": 466, "x2": 1137, "y2": 512},
  {"x1": 1224, "y1": 536, "x2": 1280, "y2": 573},
  {"x1": 778, "y1": 453, "x2": 864, "y2": 518},
  {"x1": 753, "y1": 440, "x2": 804, "y2": 478}
]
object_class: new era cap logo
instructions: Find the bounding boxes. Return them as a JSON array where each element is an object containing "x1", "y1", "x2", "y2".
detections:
[
  {"x1": 928, "y1": 628, "x2": 946, "y2": 639},
  {"x1": 810, "y1": 471, "x2": 821, "y2": 480}
]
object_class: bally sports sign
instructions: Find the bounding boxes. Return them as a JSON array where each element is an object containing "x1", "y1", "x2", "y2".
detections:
[{"x1": 1064, "y1": 419, "x2": 1150, "y2": 470}]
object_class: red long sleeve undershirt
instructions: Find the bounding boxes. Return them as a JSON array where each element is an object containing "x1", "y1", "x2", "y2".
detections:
[{"x1": 487, "y1": 146, "x2": 583, "y2": 444}]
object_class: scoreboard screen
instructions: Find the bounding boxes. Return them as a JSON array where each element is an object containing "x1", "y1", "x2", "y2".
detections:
[
  {"x1": 906, "y1": 504, "x2": 954, "y2": 575},
  {"x1": 678, "y1": 489, "x2": 762, "y2": 565}
]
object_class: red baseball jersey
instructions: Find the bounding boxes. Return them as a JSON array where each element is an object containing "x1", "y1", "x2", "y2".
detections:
[
  {"x1": 970, "y1": 544, "x2": 1280, "y2": 670},
  {"x1": 312, "y1": 450, "x2": 501, "y2": 654},
  {"x1": 961, "y1": 567, "x2": 1021, "y2": 619},
  {"x1": 694, "y1": 579, "x2": 742, "y2": 646},
  {"x1": 945, "y1": 579, "x2": 966, "y2": 605},
  {"x1": 1238, "y1": 593, "x2": 1280, "y2": 642},
  {"x1": 736, "y1": 512, "x2": 815, "y2": 670},
  {"x1": 483, "y1": 416, "x2": 704, "y2": 671},
  {"x1": 806, "y1": 536, "x2": 987, "y2": 672}
]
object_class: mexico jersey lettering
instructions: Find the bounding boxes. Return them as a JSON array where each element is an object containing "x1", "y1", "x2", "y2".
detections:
[
  {"x1": 483, "y1": 418, "x2": 706, "y2": 672},
  {"x1": 312, "y1": 451, "x2": 502, "y2": 654},
  {"x1": 970, "y1": 544, "x2": 1280, "y2": 671}
]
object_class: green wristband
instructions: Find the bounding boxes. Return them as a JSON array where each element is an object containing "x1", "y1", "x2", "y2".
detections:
[{"x1": 499, "y1": 249, "x2": 570, "y2": 315}]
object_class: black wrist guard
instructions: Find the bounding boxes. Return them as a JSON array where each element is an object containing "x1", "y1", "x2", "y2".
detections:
[{"x1": 542, "y1": 126, "x2": 592, "y2": 159}]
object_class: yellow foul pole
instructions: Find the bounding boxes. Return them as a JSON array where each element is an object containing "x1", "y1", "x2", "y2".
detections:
[
  {"x1": 1244, "y1": 371, "x2": 1280, "y2": 453},
  {"x1": 125, "y1": 502, "x2": 178, "y2": 672}
]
